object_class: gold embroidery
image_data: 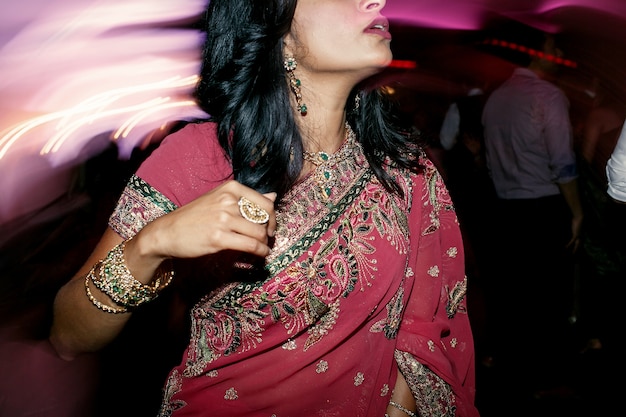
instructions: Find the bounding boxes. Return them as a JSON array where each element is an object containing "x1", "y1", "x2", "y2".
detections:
[
  {"x1": 370, "y1": 286, "x2": 404, "y2": 339},
  {"x1": 354, "y1": 372, "x2": 365, "y2": 386},
  {"x1": 427, "y1": 265, "x2": 440, "y2": 277},
  {"x1": 224, "y1": 387, "x2": 238, "y2": 400},
  {"x1": 446, "y1": 276, "x2": 468, "y2": 318},
  {"x1": 394, "y1": 350, "x2": 457, "y2": 417},
  {"x1": 316, "y1": 360, "x2": 329, "y2": 373},
  {"x1": 282, "y1": 339, "x2": 297, "y2": 350},
  {"x1": 427, "y1": 340, "x2": 435, "y2": 352},
  {"x1": 158, "y1": 370, "x2": 185, "y2": 417},
  {"x1": 305, "y1": 301, "x2": 340, "y2": 350}
]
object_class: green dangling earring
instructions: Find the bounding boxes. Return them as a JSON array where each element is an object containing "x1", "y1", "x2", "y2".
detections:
[{"x1": 283, "y1": 56, "x2": 307, "y2": 116}]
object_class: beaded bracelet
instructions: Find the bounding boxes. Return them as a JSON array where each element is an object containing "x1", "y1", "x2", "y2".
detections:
[
  {"x1": 388, "y1": 401, "x2": 417, "y2": 417},
  {"x1": 90, "y1": 240, "x2": 174, "y2": 309},
  {"x1": 85, "y1": 268, "x2": 128, "y2": 314}
]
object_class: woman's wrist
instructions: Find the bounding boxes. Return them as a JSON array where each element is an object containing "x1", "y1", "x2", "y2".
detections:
[
  {"x1": 125, "y1": 227, "x2": 171, "y2": 284},
  {"x1": 84, "y1": 238, "x2": 174, "y2": 314}
]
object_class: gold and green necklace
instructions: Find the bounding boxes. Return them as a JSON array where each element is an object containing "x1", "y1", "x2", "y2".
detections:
[{"x1": 302, "y1": 123, "x2": 357, "y2": 200}]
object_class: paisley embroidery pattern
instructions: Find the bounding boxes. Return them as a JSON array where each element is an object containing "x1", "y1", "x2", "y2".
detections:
[
  {"x1": 179, "y1": 138, "x2": 413, "y2": 373},
  {"x1": 420, "y1": 154, "x2": 455, "y2": 235},
  {"x1": 446, "y1": 276, "x2": 469, "y2": 318},
  {"x1": 370, "y1": 285, "x2": 405, "y2": 339},
  {"x1": 158, "y1": 370, "x2": 185, "y2": 417}
]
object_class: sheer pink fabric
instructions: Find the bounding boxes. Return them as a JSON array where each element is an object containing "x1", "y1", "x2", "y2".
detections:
[{"x1": 111, "y1": 122, "x2": 478, "y2": 417}]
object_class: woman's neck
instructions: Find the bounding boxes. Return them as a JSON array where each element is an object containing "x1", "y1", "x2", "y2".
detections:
[
  {"x1": 298, "y1": 113, "x2": 348, "y2": 155},
  {"x1": 294, "y1": 72, "x2": 355, "y2": 153}
]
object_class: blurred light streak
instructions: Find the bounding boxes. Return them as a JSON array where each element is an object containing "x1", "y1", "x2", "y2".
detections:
[
  {"x1": 0, "y1": 0, "x2": 208, "y2": 225},
  {"x1": 389, "y1": 60, "x2": 418, "y2": 69},
  {"x1": 32, "y1": 75, "x2": 202, "y2": 157},
  {"x1": 536, "y1": 0, "x2": 626, "y2": 16},
  {"x1": 113, "y1": 100, "x2": 199, "y2": 140},
  {"x1": 481, "y1": 38, "x2": 578, "y2": 68},
  {"x1": 41, "y1": 97, "x2": 171, "y2": 155}
]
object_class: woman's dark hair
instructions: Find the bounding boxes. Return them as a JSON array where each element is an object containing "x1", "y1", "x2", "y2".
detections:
[{"x1": 195, "y1": 0, "x2": 422, "y2": 202}]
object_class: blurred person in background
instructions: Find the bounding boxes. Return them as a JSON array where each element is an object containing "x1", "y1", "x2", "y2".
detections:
[
  {"x1": 574, "y1": 80, "x2": 626, "y2": 357},
  {"x1": 607, "y1": 120, "x2": 626, "y2": 202},
  {"x1": 578, "y1": 80, "x2": 626, "y2": 183},
  {"x1": 481, "y1": 25, "x2": 583, "y2": 402}
]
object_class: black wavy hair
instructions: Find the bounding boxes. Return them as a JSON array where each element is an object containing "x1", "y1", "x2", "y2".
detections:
[{"x1": 194, "y1": 0, "x2": 422, "y2": 202}]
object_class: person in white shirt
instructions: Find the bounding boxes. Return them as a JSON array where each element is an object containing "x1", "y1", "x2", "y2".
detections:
[{"x1": 606, "y1": 119, "x2": 626, "y2": 202}]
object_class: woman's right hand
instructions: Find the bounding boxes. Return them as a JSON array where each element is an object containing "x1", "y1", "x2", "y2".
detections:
[{"x1": 133, "y1": 180, "x2": 277, "y2": 265}]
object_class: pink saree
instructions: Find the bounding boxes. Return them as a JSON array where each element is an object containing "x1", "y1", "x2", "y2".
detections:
[{"x1": 109, "y1": 122, "x2": 479, "y2": 417}]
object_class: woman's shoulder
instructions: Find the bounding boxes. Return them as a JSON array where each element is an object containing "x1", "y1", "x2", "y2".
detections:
[
  {"x1": 135, "y1": 121, "x2": 232, "y2": 206},
  {"x1": 159, "y1": 120, "x2": 219, "y2": 151},
  {"x1": 141, "y1": 121, "x2": 226, "y2": 165}
]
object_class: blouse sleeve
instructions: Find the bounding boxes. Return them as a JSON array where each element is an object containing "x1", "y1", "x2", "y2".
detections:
[
  {"x1": 108, "y1": 122, "x2": 233, "y2": 238},
  {"x1": 135, "y1": 122, "x2": 233, "y2": 207}
]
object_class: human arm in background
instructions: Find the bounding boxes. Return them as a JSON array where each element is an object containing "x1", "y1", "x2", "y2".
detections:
[
  {"x1": 607, "y1": 120, "x2": 626, "y2": 203},
  {"x1": 557, "y1": 179, "x2": 584, "y2": 252},
  {"x1": 544, "y1": 87, "x2": 584, "y2": 252},
  {"x1": 580, "y1": 107, "x2": 605, "y2": 164}
]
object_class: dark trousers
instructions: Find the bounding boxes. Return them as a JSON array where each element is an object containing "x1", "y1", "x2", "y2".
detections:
[{"x1": 483, "y1": 194, "x2": 576, "y2": 392}]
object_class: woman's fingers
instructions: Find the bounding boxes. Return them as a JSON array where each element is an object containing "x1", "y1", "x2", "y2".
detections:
[{"x1": 147, "y1": 180, "x2": 276, "y2": 259}]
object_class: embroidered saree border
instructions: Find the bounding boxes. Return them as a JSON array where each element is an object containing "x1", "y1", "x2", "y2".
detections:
[
  {"x1": 266, "y1": 169, "x2": 373, "y2": 276},
  {"x1": 207, "y1": 168, "x2": 374, "y2": 311},
  {"x1": 114, "y1": 169, "x2": 377, "y2": 311}
]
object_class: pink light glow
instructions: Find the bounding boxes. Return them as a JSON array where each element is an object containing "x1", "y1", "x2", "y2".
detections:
[
  {"x1": 383, "y1": 0, "x2": 626, "y2": 30},
  {"x1": 0, "y1": 0, "x2": 208, "y2": 225}
]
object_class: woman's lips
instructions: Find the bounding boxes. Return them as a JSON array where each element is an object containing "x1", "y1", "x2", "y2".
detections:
[{"x1": 365, "y1": 18, "x2": 391, "y2": 40}]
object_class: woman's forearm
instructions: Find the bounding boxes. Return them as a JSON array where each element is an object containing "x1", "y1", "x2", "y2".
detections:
[{"x1": 49, "y1": 226, "x2": 165, "y2": 360}]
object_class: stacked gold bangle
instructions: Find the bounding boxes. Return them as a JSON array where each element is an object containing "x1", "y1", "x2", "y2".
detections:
[
  {"x1": 84, "y1": 239, "x2": 174, "y2": 314},
  {"x1": 85, "y1": 269, "x2": 128, "y2": 314}
]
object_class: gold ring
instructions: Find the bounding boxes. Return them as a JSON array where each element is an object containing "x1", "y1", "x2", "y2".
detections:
[{"x1": 238, "y1": 197, "x2": 270, "y2": 224}]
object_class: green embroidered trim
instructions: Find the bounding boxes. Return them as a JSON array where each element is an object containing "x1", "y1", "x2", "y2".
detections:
[
  {"x1": 266, "y1": 169, "x2": 373, "y2": 276},
  {"x1": 128, "y1": 174, "x2": 178, "y2": 214},
  {"x1": 207, "y1": 169, "x2": 374, "y2": 310}
]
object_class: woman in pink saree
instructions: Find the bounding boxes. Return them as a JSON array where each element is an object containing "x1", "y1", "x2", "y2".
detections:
[{"x1": 50, "y1": 0, "x2": 480, "y2": 416}]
